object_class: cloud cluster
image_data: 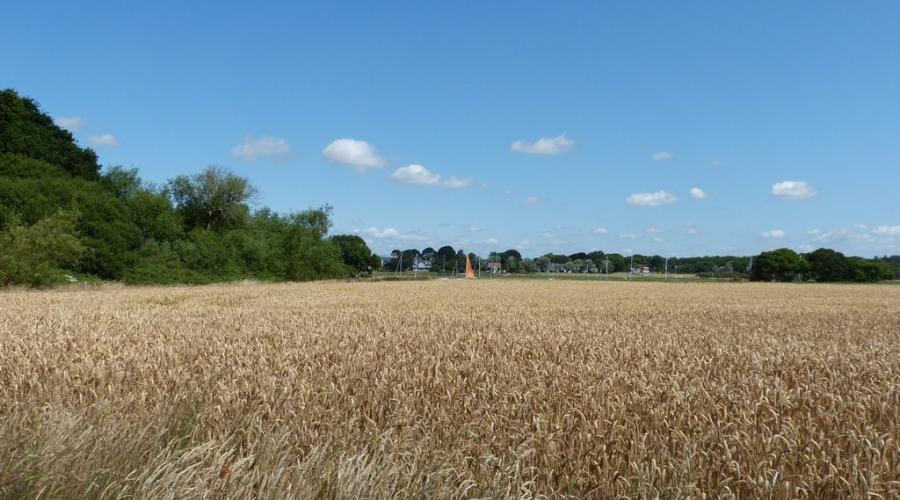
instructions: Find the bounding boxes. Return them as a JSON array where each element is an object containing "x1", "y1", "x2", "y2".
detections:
[
  {"x1": 592, "y1": 227, "x2": 608, "y2": 235},
  {"x1": 523, "y1": 195, "x2": 542, "y2": 206},
  {"x1": 762, "y1": 229, "x2": 786, "y2": 239},
  {"x1": 232, "y1": 136, "x2": 291, "y2": 161},
  {"x1": 390, "y1": 164, "x2": 471, "y2": 188},
  {"x1": 323, "y1": 138, "x2": 385, "y2": 171},
  {"x1": 875, "y1": 225, "x2": 900, "y2": 236},
  {"x1": 511, "y1": 134, "x2": 574, "y2": 155},
  {"x1": 771, "y1": 180, "x2": 816, "y2": 199},
  {"x1": 652, "y1": 151, "x2": 673, "y2": 161},
  {"x1": 626, "y1": 191, "x2": 677, "y2": 207}
]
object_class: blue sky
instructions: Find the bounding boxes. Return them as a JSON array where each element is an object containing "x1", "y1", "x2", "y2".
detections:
[{"x1": 3, "y1": 1, "x2": 899, "y2": 257}]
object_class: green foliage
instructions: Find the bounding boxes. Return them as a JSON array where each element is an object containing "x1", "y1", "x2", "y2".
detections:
[
  {"x1": 168, "y1": 167, "x2": 257, "y2": 231},
  {"x1": 0, "y1": 210, "x2": 84, "y2": 287},
  {"x1": 751, "y1": 248, "x2": 807, "y2": 282},
  {"x1": 331, "y1": 234, "x2": 379, "y2": 275},
  {"x1": 0, "y1": 89, "x2": 101, "y2": 180}
]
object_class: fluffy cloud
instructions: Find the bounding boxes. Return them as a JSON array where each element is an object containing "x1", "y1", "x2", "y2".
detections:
[
  {"x1": 620, "y1": 233, "x2": 638, "y2": 239},
  {"x1": 88, "y1": 134, "x2": 118, "y2": 147},
  {"x1": 771, "y1": 180, "x2": 816, "y2": 199},
  {"x1": 355, "y1": 226, "x2": 426, "y2": 241},
  {"x1": 625, "y1": 191, "x2": 677, "y2": 207},
  {"x1": 322, "y1": 138, "x2": 385, "y2": 171},
  {"x1": 54, "y1": 116, "x2": 83, "y2": 132},
  {"x1": 690, "y1": 187, "x2": 709, "y2": 199},
  {"x1": 231, "y1": 136, "x2": 291, "y2": 161},
  {"x1": 391, "y1": 164, "x2": 440, "y2": 185},
  {"x1": 762, "y1": 229, "x2": 786, "y2": 239},
  {"x1": 510, "y1": 134, "x2": 574, "y2": 155},
  {"x1": 485, "y1": 237, "x2": 499, "y2": 245},
  {"x1": 874, "y1": 225, "x2": 900, "y2": 236},
  {"x1": 592, "y1": 227, "x2": 608, "y2": 235},
  {"x1": 523, "y1": 195, "x2": 542, "y2": 205},
  {"x1": 390, "y1": 164, "x2": 471, "y2": 188},
  {"x1": 652, "y1": 151, "x2": 673, "y2": 161}
]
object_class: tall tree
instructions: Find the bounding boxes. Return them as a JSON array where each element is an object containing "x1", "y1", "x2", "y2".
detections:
[{"x1": 168, "y1": 167, "x2": 257, "y2": 231}]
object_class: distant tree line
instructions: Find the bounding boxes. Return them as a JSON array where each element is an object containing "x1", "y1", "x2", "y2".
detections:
[
  {"x1": 382, "y1": 247, "x2": 898, "y2": 283},
  {"x1": 0, "y1": 89, "x2": 378, "y2": 287}
]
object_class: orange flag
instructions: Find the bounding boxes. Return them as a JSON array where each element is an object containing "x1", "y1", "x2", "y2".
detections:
[{"x1": 465, "y1": 255, "x2": 476, "y2": 279}]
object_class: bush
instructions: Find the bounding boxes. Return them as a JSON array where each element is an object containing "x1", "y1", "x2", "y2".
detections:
[{"x1": 0, "y1": 209, "x2": 84, "y2": 287}]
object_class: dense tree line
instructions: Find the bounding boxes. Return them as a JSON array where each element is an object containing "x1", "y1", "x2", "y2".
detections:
[{"x1": 0, "y1": 89, "x2": 377, "y2": 287}]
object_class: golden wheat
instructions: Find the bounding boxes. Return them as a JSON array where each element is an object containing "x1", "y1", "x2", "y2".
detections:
[{"x1": 1, "y1": 280, "x2": 898, "y2": 498}]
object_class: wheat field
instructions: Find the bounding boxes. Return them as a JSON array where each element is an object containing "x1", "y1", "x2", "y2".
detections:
[{"x1": 1, "y1": 280, "x2": 898, "y2": 498}]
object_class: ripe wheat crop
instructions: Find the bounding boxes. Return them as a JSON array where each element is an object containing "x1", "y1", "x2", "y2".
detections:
[{"x1": 1, "y1": 281, "x2": 898, "y2": 498}]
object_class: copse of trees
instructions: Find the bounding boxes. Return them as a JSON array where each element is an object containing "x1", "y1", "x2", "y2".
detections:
[
  {"x1": 0, "y1": 89, "x2": 377, "y2": 287},
  {"x1": 751, "y1": 248, "x2": 894, "y2": 283}
]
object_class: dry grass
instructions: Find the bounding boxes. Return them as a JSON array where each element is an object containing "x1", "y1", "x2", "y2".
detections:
[{"x1": 1, "y1": 280, "x2": 899, "y2": 498}]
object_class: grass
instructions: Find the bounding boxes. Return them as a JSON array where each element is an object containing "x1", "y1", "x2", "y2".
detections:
[{"x1": 1, "y1": 280, "x2": 898, "y2": 498}]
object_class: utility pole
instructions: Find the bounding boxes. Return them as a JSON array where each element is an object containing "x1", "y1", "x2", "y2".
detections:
[{"x1": 665, "y1": 257, "x2": 669, "y2": 280}]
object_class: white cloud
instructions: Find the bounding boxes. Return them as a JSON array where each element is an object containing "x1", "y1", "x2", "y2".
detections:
[
  {"x1": 390, "y1": 164, "x2": 471, "y2": 188},
  {"x1": 653, "y1": 237, "x2": 664, "y2": 243},
  {"x1": 485, "y1": 237, "x2": 499, "y2": 245},
  {"x1": 468, "y1": 226, "x2": 481, "y2": 232},
  {"x1": 686, "y1": 224, "x2": 700, "y2": 235},
  {"x1": 771, "y1": 180, "x2": 816, "y2": 199},
  {"x1": 762, "y1": 229, "x2": 786, "y2": 239},
  {"x1": 441, "y1": 176, "x2": 472, "y2": 188},
  {"x1": 652, "y1": 151, "x2": 673, "y2": 161},
  {"x1": 523, "y1": 195, "x2": 542, "y2": 205},
  {"x1": 322, "y1": 138, "x2": 385, "y2": 171},
  {"x1": 88, "y1": 134, "x2": 118, "y2": 147},
  {"x1": 690, "y1": 187, "x2": 709, "y2": 199},
  {"x1": 391, "y1": 164, "x2": 440, "y2": 185},
  {"x1": 355, "y1": 226, "x2": 426, "y2": 241},
  {"x1": 711, "y1": 160, "x2": 723, "y2": 167},
  {"x1": 510, "y1": 134, "x2": 574, "y2": 155},
  {"x1": 874, "y1": 225, "x2": 900, "y2": 236},
  {"x1": 620, "y1": 233, "x2": 638, "y2": 239},
  {"x1": 625, "y1": 191, "x2": 677, "y2": 207},
  {"x1": 645, "y1": 226, "x2": 663, "y2": 233},
  {"x1": 592, "y1": 227, "x2": 608, "y2": 235},
  {"x1": 54, "y1": 116, "x2": 83, "y2": 132},
  {"x1": 232, "y1": 136, "x2": 291, "y2": 161}
]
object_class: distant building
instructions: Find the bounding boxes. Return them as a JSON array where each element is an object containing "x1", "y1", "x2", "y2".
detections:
[{"x1": 486, "y1": 262, "x2": 502, "y2": 273}]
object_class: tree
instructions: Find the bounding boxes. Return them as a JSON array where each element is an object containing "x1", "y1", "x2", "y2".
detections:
[
  {"x1": 0, "y1": 89, "x2": 101, "y2": 180},
  {"x1": 805, "y1": 248, "x2": 852, "y2": 282},
  {"x1": 168, "y1": 167, "x2": 257, "y2": 231},
  {"x1": 751, "y1": 248, "x2": 807, "y2": 282},
  {"x1": 436, "y1": 245, "x2": 456, "y2": 272},
  {"x1": 330, "y1": 234, "x2": 379, "y2": 275}
]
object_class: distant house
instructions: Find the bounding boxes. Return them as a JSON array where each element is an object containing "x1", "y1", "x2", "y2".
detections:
[
  {"x1": 486, "y1": 262, "x2": 502, "y2": 274},
  {"x1": 413, "y1": 258, "x2": 432, "y2": 271}
]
